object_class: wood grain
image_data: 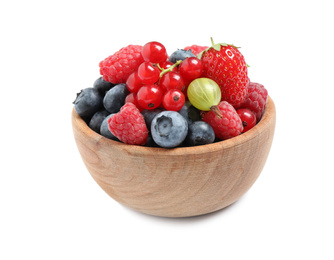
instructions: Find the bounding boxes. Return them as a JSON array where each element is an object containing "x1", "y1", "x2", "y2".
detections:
[{"x1": 72, "y1": 97, "x2": 276, "y2": 217}]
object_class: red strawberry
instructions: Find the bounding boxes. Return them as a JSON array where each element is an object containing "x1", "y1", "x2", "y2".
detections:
[{"x1": 199, "y1": 39, "x2": 249, "y2": 108}]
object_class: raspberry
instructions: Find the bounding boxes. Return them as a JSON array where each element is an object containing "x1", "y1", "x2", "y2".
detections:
[
  {"x1": 202, "y1": 101, "x2": 243, "y2": 140},
  {"x1": 107, "y1": 103, "x2": 148, "y2": 145},
  {"x1": 184, "y1": 45, "x2": 208, "y2": 56},
  {"x1": 99, "y1": 45, "x2": 144, "y2": 84},
  {"x1": 240, "y1": 82, "x2": 268, "y2": 122}
]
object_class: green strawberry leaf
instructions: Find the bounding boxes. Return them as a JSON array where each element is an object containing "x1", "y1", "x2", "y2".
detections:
[
  {"x1": 197, "y1": 50, "x2": 205, "y2": 59},
  {"x1": 229, "y1": 44, "x2": 241, "y2": 49},
  {"x1": 212, "y1": 43, "x2": 222, "y2": 51},
  {"x1": 197, "y1": 38, "x2": 242, "y2": 59}
]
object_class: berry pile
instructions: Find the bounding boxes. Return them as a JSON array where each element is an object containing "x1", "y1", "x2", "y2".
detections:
[{"x1": 73, "y1": 39, "x2": 268, "y2": 148}]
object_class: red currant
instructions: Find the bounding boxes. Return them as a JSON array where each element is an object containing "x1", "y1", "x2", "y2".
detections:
[
  {"x1": 126, "y1": 72, "x2": 143, "y2": 93},
  {"x1": 162, "y1": 89, "x2": 185, "y2": 111},
  {"x1": 137, "y1": 84, "x2": 163, "y2": 110},
  {"x1": 141, "y1": 41, "x2": 168, "y2": 64},
  {"x1": 237, "y1": 108, "x2": 256, "y2": 133},
  {"x1": 137, "y1": 62, "x2": 160, "y2": 84},
  {"x1": 159, "y1": 71, "x2": 184, "y2": 92},
  {"x1": 179, "y1": 57, "x2": 203, "y2": 82},
  {"x1": 125, "y1": 92, "x2": 143, "y2": 112}
]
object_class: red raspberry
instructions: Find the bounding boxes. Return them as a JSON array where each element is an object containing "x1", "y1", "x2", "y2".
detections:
[
  {"x1": 202, "y1": 101, "x2": 243, "y2": 140},
  {"x1": 184, "y1": 45, "x2": 208, "y2": 56},
  {"x1": 240, "y1": 82, "x2": 268, "y2": 122},
  {"x1": 108, "y1": 103, "x2": 148, "y2": 145},
  {"x1": 99, "y1": 45, "x2": 144, "y2": 84}
]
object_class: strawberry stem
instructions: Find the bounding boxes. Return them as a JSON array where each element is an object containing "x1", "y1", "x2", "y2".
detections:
[{"x1": 210, "y1": 37, "x2": 215, "y2": 46}]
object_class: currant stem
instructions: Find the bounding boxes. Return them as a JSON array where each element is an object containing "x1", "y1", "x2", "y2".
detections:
[
  {"x1": 210, "y1": 105, "x2": 223, "y2": 119},
  {"x1": 157, "y1": 63, "x2": 163, "y2": 71},
  {"x1": 159, "y1": 60, "x2": 182, "y2": 78}
]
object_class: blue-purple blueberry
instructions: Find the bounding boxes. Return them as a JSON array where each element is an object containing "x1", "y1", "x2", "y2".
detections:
[
  {"x1": 89, "y1": 110, "x2": 110, "y2": 134},
  {"x1": 100, "y1": 114, "x2": 118, "y2": 141},
  {"x1": 93, "y1": 77, "x2": 115, "y2": 95},
  {"x1": 178, "y1": 101, "x2": 201, "y2": 124},
  {"x1": 103, "y1": 83, "x2": 129, "y2": 113},
  {"x1": 151, "y1": 111, "x2": 188, "y2": 148},
  {"x1": 169, "y1": 49, "x2": 195, "y2": 63},
  {"x1": 185, "y1": 121, "x2": 215, "y2": 146},
  {"x1": 141, "y1": 108, "x2": 164, "y2": 130},
  {"x1": 73, "y1": 88, "x2": 103, "y2": 118}
]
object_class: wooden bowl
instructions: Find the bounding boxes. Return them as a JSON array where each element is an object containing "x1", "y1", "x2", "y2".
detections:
[{"x1": 72, "y1": 96, "x2": 276, "y2": 217}]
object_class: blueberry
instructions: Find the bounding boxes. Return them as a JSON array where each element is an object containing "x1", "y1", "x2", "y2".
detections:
[
  {"x1": 145, "y1": 133, "x2": 159, "y2": 147},
  {"x1": 178, "y1": 101, "x2": 201, "y2": 124},
  {"x1": 93, "y1": 77, "x2": 115, "y2": 95},
  {"x1": 73, "y1": 88, "x2": 103, "y2": 118},
  {"x1": 151, "y1": 111, "x2": 188, "y2": 148},
  {"x1": 89, "y1": 109, "x2": 110, "y2": 134},
  {"x1": 100, "y1": 114, "x2": 118, "y2": 141},
  {"x1": 169, "y1": 49, "x2": 195, "y2": 63},
  {"x1": 141, "y1": 108, "x2": 164, "y2": 130},
  {"x1": 185, "y1": 121, "x2": 215, "y2": 146},
  {"x1": 103, "y1": 83, "x2": 129, "y2": 113}
]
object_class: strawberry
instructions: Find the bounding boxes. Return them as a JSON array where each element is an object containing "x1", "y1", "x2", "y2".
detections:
[{"x1": 199, "y1": 38, "x2": 249, "y2": 108}]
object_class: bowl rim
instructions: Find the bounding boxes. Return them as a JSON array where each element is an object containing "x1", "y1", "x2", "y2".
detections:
[{"x1": 72, "y1": 96, "x2": 275, "y2": 156}]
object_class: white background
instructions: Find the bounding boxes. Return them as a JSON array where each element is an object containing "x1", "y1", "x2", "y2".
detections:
[{"x1": 1, "y1": 0, "x2": 333, "y2": 259}]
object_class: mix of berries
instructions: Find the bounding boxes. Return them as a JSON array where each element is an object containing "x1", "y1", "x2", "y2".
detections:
[{"x1": 73, "y1": 38, "x2": 268, "y2": 148}]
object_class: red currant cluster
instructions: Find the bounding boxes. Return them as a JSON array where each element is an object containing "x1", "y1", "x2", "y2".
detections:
[{"x1": 125, "y1": 41, "x2": 203, "y2": 112}]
